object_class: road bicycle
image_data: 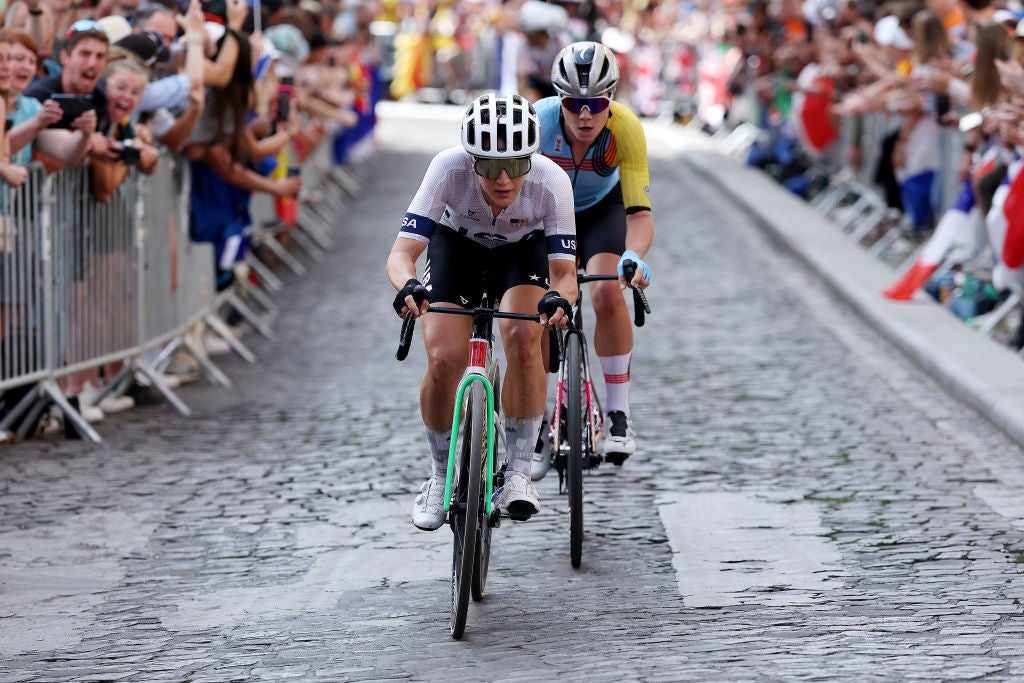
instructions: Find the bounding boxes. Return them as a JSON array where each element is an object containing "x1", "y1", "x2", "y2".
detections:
[
  {"x1": 397, "y1": 291, "x2": 559, "y2": 639},
  {"x1": 550, "y1": 261, "x2": 651, "y2": 568}
]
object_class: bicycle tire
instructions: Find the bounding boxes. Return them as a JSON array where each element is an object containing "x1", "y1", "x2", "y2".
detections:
[
  {"x1": 450, "y1": 381, "x2": 486, "y2": 639},
  {"x1": 565, "y1": 333, "x2": 585, "y2": 569},
  {"x1": 472, "y1": 363, "x2": 500, "y2": 601}
]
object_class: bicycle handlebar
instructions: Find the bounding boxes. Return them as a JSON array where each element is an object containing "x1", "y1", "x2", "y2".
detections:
[
  {"x1": 397, "y1": 312, "x2": 416, "y2": 361},
  {"x1": 577, "y1": 273, "x2": 618, "y2": 284},
  {"x1": 425, "y1": 306, "x2": 541, "y2": 322},
  {"x1": 396, "y1": 305, "x2": 562, "y2": 367}
]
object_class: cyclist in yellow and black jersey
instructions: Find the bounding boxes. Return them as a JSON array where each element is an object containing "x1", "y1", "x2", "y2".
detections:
[{"x1": 532, "y1": 41, "x2": 655, "y2": 475}]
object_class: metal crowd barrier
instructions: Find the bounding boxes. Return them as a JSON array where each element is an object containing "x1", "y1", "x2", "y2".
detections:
[
  {"x1": 1, "y1": 139, "x2": 357, "y2": 444},
  {"x1": 811, "y1": 113, "x2": 965, "y2": 260},
  {"x1": 803, "y1": 113, "x2": 1024, "y2": 348}
]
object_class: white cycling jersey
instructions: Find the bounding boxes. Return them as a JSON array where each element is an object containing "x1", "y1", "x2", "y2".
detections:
[{"x1": 398, "y1": 147, "x2": 577, "y2": 261}]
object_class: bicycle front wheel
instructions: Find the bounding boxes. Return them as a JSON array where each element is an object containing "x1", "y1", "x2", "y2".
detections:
[
  {"x1": 450, "y1": 381, "x2": 486, "y2": 639},
  {"x1": 565, "y1": 332, "x2": 585, "y2": 569},
  {"x1": 472, "y1": 363, "x2": 500, "y2": 601}
]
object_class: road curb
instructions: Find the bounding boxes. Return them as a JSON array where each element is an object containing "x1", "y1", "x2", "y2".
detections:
[{"x1": 685, "y1": 150, "x2": 1024, "y2": 448}]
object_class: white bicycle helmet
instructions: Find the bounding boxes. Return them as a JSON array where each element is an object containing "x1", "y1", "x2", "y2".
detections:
[
  {"x1": 461, "y1": 93, "x2": 540, "y2": 158},
  {"x1": 551, "y1": 41, "x2": 620, "y2": 98}
]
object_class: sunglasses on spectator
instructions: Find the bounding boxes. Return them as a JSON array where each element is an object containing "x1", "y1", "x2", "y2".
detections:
[
  {"x1": 66, "y1": 19, "x2": 102, "y2": 38},
  {"x1": 473, "y1": 156, "x2": 532, "y2": 180},
  {"x1": 561, "y1": 96, "x2": 612, "y2": 115}
]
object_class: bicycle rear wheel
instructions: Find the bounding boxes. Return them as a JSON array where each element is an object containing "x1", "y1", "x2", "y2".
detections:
[
  {"x1": 472, "y1": 363, "x2": 499, "y2": 601},
  {"x1": 450, "y1": 381, "x2": 486, "y2": 639},
  {"x1": 565, "y1": 333, "x2": 585, "y2": 569}
]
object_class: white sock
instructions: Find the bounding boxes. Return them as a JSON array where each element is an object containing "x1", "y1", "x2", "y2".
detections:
[
  {"x1": 599, "y1": 352, "x2": 631, "y2": 416},
  {"x1": 505, "y1": 415, "x2": 543, "y2": 478},
  {"x1": 425, "y1": 427, "x2": 451, "y2": 480}
]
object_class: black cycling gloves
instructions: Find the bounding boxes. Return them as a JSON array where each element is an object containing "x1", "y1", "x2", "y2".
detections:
[
  {"x1": 394, "y1": 278, "x2": 429, "y2": 316},
  {"x1": 538, "y1": 290, "x2": 572, "y2": 320}
]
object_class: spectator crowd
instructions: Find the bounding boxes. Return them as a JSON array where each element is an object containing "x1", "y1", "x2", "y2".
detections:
[
  {"x1": 695, "y1": 0, "x2": 1024, "y2": 350},
  {"x1": 376, "y1": 0, "x2": 1024, "y2": 352},
  {"x1": 9, "y1": 0, "x2": 1024, "y2": 439},
  {"x1": 0, "y1": 0, "x2": 382, "y2": 438}
]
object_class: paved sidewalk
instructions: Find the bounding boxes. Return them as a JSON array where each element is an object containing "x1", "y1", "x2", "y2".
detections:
[{"x1": 688, "y1": 149, "x2": 1024, "y2": 449}]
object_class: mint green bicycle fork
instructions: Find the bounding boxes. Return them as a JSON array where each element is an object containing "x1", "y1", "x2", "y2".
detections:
[{"x1": 443, "y1": 371, "x2": 496, "y2": 517}]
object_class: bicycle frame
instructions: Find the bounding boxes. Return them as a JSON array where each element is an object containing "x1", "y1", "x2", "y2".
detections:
[
  {"x1": 551, "y1": 281, "x2": 606, "y2": 473},
  {"x1": 444, "y1": 324, "x2": 498, "y2": 517}
]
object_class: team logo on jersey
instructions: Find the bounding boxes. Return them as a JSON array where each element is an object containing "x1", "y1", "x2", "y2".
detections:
[{"x1": 554, "y1": 135, "x2": 563, "y2": 153}]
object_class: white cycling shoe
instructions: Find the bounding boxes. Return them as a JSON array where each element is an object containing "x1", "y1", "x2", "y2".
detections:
[
  {"x1": 411, "y1": 477, "x2": 446, "y2": 531},
  {"x1": 602, "y1": 410, "x2": 636, "y2": 466},
  {"x1": 530, "y1": 417, "x2": 552, "y2": 481},
  {"x1": 494, "y1": 471, "x2": 541, "y2": 521}
]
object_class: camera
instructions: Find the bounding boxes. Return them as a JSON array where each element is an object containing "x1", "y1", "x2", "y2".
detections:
[
  {"x1": 49, "y1": 93, "x2": 95, "y2": 129},
  {"x1": 118, "y1": 141, "x2": 142, "y2": 166}
]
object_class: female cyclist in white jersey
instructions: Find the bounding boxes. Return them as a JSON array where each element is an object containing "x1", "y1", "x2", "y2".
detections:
[{"x1": 386, "y1": 93, "x2": 579, "y2": 531}]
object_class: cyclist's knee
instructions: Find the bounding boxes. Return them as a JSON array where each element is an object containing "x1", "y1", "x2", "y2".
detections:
[
  {"x1": 591, "y1": 281, "x2": 625, "y2": 317},
  {"x1": 501, "y1": 320, "x2": 541, "y2": 362},
  {"x1": 425, "y1": 344, "x2": 466, "y2": 378}
]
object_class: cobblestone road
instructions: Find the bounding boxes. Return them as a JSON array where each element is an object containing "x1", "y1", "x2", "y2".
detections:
[{"x1": 5, "y1": 116, "x2": 1024, "y2": 681}]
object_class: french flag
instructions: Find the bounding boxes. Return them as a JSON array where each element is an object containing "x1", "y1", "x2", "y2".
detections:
[{"x1": 884, "y1": 154, "x2": 998, "y2": 300}]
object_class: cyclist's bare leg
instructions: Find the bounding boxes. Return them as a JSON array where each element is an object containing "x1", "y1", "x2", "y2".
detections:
[
  {"x1": 420, "y1": 306, "x2": 472, "y2": 478},
  {"x1": 588, "y1": 252, "x2": 634, "y2": 356},
  {"x1": 499, "y1": 285, "x2": 547, "y2": 482},
  {"x1": 499, "y1": 285, "x2": 547, "y2": 416},
  {"x1": 420, "y1": 305, "x2": 472, "y2": 429},
  {"x1": 587, "y1": 252, "x2": 634, "y2": 417}
]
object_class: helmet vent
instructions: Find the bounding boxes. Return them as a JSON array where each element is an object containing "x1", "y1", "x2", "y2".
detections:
[{"x1": 575, "y1": 63, "x2": 590, "y2": 90}]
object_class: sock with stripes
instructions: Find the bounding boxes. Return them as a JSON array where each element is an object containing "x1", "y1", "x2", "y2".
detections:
[{"x1": 599, "y1": 352, "x2": 631, "y2": 417}]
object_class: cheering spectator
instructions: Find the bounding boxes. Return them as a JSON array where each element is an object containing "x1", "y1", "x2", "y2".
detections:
[
  {"x1": 1, "y1": 30, "x2": 94, "y2": 169},
  {"x1": 89, "y1": 58, "x2": 159, "y2": 202},
  {"x1": 24, "y1": 20, "x2": 109, "y2": 140}
]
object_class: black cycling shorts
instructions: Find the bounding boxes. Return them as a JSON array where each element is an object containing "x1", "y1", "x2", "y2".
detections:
[
  {"x1": 425, "y1": 228, "x2": 549, "y2": 308},
  {"x1": 575, "y1": 182, "x2": 627, "y2": 266}
]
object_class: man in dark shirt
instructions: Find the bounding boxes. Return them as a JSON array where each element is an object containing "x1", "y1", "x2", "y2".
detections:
[{"x1": 25, "y1": 21, "x2": 107, "y2": 133}]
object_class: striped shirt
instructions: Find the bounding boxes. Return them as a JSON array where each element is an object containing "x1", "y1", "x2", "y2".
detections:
[{"x1": 398, "y1": 147, "x2": 577, "y2": 261}]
